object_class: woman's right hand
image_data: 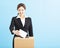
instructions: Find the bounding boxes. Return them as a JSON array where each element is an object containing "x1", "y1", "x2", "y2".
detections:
[{"x1": 12, "y1": 30, "x2": 20, "y2": 35}]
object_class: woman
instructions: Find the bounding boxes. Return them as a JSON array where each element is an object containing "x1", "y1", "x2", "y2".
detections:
[{"x1": 9, "y1": 3, "x2": 33, "y2": 48}]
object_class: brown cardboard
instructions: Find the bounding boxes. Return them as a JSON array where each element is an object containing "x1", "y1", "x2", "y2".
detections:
[{"x1": 14, "y1": 37, "x2": 34, "y2": 48}]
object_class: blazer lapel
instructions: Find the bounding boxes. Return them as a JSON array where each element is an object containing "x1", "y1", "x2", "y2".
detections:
[
  {"x1": 15, "y1": 18, "x2": 22, "y2": 28},
  {"x1": 16, "y1": 18, "x2": 27, "y2": 28}
]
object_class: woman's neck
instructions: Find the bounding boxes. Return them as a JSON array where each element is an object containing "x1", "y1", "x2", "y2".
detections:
[{"x1": 19, "y1": 14, "x2": 25, "y2": 19}]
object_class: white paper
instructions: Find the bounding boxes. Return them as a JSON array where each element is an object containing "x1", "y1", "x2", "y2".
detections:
[{"x1": 19, "y1": 29, "x2": 27, "y2": 38}]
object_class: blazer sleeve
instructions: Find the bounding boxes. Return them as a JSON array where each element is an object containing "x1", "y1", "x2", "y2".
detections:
[
  {"x1": 9, "y1": 17, "x2": 15, "y2": 34},
  {"x1": 28, "y1": 18, "x2": 33, "y2": 37}
]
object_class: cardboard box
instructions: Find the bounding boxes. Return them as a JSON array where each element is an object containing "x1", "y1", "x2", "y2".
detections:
[{"x1": 14, "y1": 37, "x2": 34, "y2": 48}]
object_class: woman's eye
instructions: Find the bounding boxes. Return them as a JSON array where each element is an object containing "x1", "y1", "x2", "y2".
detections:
[
  {"x1": 18, "y1": 9, "x2": 24, "y2": 11},
  {"x1": 18, "y1": 10, "x2": 21, "y2": 11}
]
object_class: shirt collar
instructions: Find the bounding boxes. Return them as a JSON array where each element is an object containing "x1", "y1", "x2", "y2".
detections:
[
  {"x1": 16, "y1": 15, "x2": 28, "y2": 19},
  {"x1": 16, "y1": 15, "x2": 20, "y2": 18}
]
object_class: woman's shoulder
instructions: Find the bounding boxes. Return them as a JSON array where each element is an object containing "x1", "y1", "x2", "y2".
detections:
[
  {"x1": 26, "y1": 17, "x2": 32, "y2": 22},
  {"x1": 26, "y1": 17, "x2": 32, "y2": 21},
  {"x1": 12, "y1": 16, "x2": 17, "y2": 19},
  {"x1": 12, "y1": 16, "x2": 17, "y2": 18},
  {"x1": 11, "y1": 16, "x2": 17, "y2": 21},
  {"x1": 25, "y1": 16, "x2": 31, "y2": 19}
]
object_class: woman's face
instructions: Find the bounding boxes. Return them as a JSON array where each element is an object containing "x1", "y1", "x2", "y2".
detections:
[{"x1": 17, "y1": 6, "x2": 25, "y2": 16}]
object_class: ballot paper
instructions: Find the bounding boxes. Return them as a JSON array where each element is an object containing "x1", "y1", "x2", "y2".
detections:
[{"x1": 19, "y1": 29, "x2": 27, "y2": 38}]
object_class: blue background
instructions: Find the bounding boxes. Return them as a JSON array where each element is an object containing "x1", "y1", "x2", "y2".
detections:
[{"x1": 0, "y1": 0, "x2": 60, "y2": 48}]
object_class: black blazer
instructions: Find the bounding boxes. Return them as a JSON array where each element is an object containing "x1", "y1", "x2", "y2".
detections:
[{"x1": 9, "y1": 16, "x2": 33, "y2": 37}]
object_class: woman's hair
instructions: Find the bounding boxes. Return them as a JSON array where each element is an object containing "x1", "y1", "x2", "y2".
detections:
[{"x1": 17, "y1": 3, "x2": 26, "y2": 10}]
